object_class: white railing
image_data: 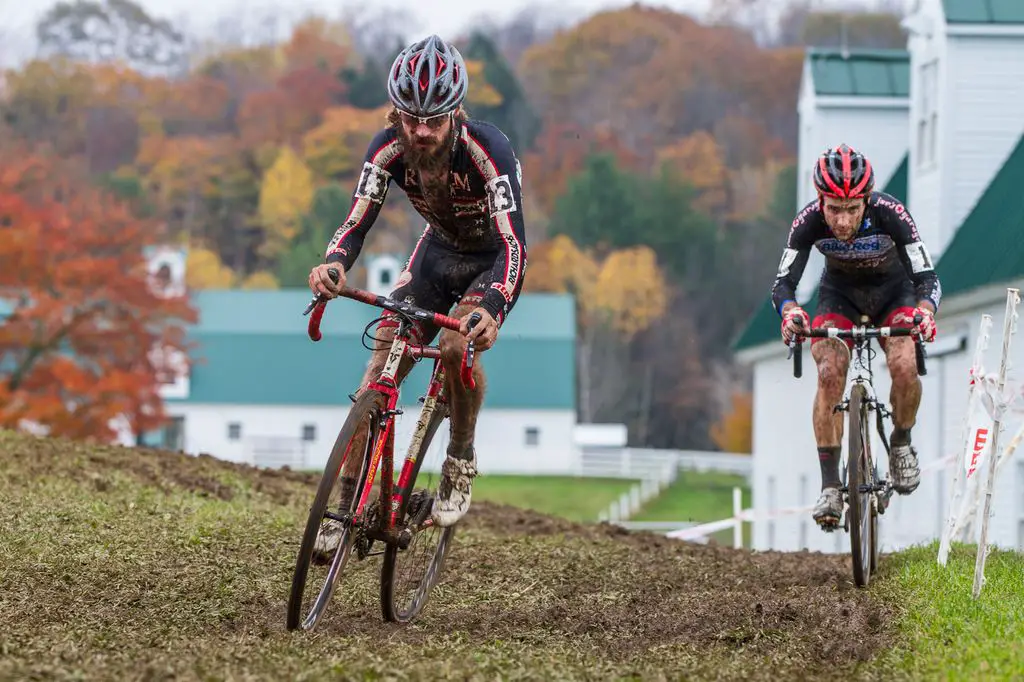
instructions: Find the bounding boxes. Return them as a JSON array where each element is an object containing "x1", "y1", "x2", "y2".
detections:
[
  {"x1": 580, "y1": 446, "x2": 752, "y2": 481},
  {"x1": 596, "y1": 458, "x2": 678, "y2": 524},
  {"x1": 609, "y1": 487, "x2": 747, "y2": 548}
]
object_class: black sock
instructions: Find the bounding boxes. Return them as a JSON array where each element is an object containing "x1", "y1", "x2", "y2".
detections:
[
  {"x1": 447, "y1": 442, "x2": 475, "y2": 461},
  {"x1": 819, "y1": 446, "x2": 841, "y2": 490},
  {"x1": 891, "y1": 427, "x2": 911, "y2": 446}
]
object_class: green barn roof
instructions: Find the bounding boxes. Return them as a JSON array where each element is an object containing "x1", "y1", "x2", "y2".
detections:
[
  {"x1": 733, "y1": 153, "x2": 909, "y2": 353},
  {"x1": 944, "y1": 0, "x2": 1024, "y2": 24},
  {"x1": 169, "y1": 290, "x2": 576, "y2": 410},
  {"x1": 934, "y1": 133, "x2": 1024, "y2": 298},
  {"x1": 807, "y1": 48, "x2": 910, "y2": 98}
]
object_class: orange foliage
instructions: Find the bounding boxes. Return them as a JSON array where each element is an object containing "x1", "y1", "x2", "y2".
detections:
[
  {"x1": 523, "y1": 121, "x2": 642, "y2": 214},
  {"x1": 0, "y1": 149, "x2": 198, "y2": 441},
  {"x1": 709, "y1": 392, "x2": 753, "y2": 453}
]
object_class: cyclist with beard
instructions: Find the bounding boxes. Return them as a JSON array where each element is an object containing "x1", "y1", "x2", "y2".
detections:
[{"x1": 308, "y1": 35, "x2": 527, "y2": 560}]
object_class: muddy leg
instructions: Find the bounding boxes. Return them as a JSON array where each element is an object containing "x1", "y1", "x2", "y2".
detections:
[{"x1": 439, "y1": 303, "x2": 486, "y2": 459}]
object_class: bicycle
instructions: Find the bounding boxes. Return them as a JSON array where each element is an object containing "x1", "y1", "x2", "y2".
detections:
[
  {"x1": 787, "y1": 314, "x2": 927, "y2": 587},
  {"x1": 286, "y1": 267, "x2": 481, "y2": 631}
]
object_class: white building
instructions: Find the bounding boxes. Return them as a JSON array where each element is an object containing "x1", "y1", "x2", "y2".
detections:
[
  {"x1": 140, "y1": 254, "x2": 581, "y2": 476},
  {"x1": 733, "y1": 0, "x2": 1024, "y2": 554}
]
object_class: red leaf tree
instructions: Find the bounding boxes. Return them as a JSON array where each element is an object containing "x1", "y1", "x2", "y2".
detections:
[{"x1": 0, "y1": 147, "x2": 198, "y2": 442}]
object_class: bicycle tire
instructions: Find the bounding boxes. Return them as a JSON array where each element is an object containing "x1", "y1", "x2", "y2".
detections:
[
  {"x1": 847, "y1": 384, "x2": 873, "y2": 587},
  {"x1": 380, "y1": 399, "x2": 456, "y2": 624},
  {"x1": 286, "y1": 389, "x2": 388, "y2": 631}
]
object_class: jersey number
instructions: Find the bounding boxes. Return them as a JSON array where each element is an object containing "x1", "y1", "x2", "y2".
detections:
[{"x1": 905, "y1": 241, "x2": 934, "y2": 273}]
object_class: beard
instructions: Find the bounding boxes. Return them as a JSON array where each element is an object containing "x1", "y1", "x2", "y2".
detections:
[
  {"x1": 398, "y1": 125, "x2": 454, "y2": 206},
  {"x1": 398, "y1": 126, "x2": 452, "y2": 175}
]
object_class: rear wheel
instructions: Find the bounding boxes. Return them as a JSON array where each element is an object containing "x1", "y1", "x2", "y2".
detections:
[
  {"x1": 286, "y1": 389, "x2": 387, "y2": 631},
  {"x1": 847, "y1": 385, "x2": 873, "y2": 587},
  {"x1": 380, "y1": 396, "x2": 457, "y2": 623}
]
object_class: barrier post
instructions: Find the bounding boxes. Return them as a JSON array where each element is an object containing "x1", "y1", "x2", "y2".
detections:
[
  {"x1": 972, "y1": 288, "x2": 1020, "y2": 599},
  {"x1": 732, "y1": 486, "x2": 742, "y2": 549},
  {"x1": 938, "y1": 313, "x2": 993, "y2": 566}
]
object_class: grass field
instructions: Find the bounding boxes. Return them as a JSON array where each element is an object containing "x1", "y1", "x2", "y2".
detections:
[
  {"x1": 1, "y1": 430, "x2": 1021, "y2": 680},
  {"x1": 470, "y1": 473, "x2": 638, "y2": 522}
]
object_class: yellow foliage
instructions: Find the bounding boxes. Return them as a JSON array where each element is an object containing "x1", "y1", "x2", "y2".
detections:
[
  {"x1": 592, "y1": 246, "x2": 668, "y2": 337},
  {"x1": 302, "y1": 105, "x2": 387, "y2": 180},
  {"x1": 657, "y1": 131, "x2": 729, "y2": 215},
  {"x1": 257, "y1": 145, "x2": 315, "y2": 259},
  {"x1": 710, "y1": 392, "x2": 753, "y2": 453},
  {"x1": 186, "y1": 247, "x2": 235, "y2": 289},
  {"x1": 240, "y1": 271, "x2": 280, "y2": 289},
  {"x1": 465, "y1": 60, "x2": 503, "y2": 108},
  {"x1": 523, "y1": 235, "x2": 599, "y2": 301}
]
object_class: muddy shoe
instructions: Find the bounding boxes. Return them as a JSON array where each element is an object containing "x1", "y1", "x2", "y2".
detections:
[
  {"x1": 312, "y1": 519, "x2": 346, "y2": 565},
  {"x1": 812, "y1": 487, "x2": 843, "y2": 532},
  {"x1": 889, "y1": 443, "x2": 921, "y2": 494},
  {"x1": 431, "y1": 451, "x2": 478, "y2": 528},
  {"x1": 311, "y1": 477, "x2": 357, "y2": 565}
]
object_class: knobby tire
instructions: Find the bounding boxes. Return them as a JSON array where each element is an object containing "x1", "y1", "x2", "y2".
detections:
[
  {"x1": 286, "y1": 389, "x2": 387, "y2": 631},
  {"x1": 847, "y1": 385, "x2": 874, "y2": 587},
  {"x1": 379, "y1": 401, "x2": 456, "y2": 623}
]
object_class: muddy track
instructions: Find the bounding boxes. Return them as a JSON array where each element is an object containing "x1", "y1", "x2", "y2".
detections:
[{"x1": 0, "y1": 432, "x2": 896, "y2": 678}]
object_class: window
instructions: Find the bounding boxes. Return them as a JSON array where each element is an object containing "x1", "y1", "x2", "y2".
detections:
[
  {"x1": 917, "y1": 60, "x2": 938, "y2": 168},
  {"x1": 163, "y1": 416, "x2": 185, "y2": 452},
  {"x1": 380, "y1": 269, "x2": 391, "y2": 286},
  {"x1": 302, "y1": 424, "x2": 317, "y2": 442},
  {"x1": 227, "y1": 422, "x2": 241, "y2": 440},
  {"x1": 524, "y1": 427, "x2": 540, "y2": 446}
]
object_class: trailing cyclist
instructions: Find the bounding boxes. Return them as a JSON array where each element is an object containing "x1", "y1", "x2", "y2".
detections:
[
  {"x1": 307, "y1": 35, "x2": 528, "y2": 561},
  {"x1": 771, "y1": 144, "x2": 941, "y2": 531}
]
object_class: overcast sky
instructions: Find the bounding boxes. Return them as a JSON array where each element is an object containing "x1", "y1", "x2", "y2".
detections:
[
  {"x1": 0, "y1": 0, "x2": 901, "y2": 68},
  {"x1": 0, "y1": 0, "x2": 711, "y2": 66}
]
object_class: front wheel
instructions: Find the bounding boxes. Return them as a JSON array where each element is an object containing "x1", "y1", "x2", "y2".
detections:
[
  {"x1": 379, "y1": 398, "x2": 457, "y2": 623},
  {"x1": 847, "y1": 384, "x2": 874, "y2": 587},
  {"x1": 286, "y1": 389, "x2": 387, "y2": 631}
]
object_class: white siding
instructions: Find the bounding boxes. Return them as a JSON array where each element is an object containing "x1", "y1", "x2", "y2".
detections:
[
  {"x1": 164, "y1": 403, "x2": 578, "y2": 476},
  {"x1": 944, "y1": 36, "x2": 1024, "y2": 247},
  {"x1": 908, "y1": 14, "x2": 1024, "y2": 260},
  {"x1": 750, "y1": 290, "x2": 1024, "y2": 553},
  {"x1": 905, "y1": 1, "x2": 948, "y2": 255}
]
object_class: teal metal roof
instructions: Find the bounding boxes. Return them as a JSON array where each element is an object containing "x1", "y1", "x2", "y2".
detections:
[
  {"x1": 934, "y1": 134, "x2": 1024, "y2": 298},
  {"x1": 807, "y1": 48, "x2": 910, "y2": 98},
  {"x1": 171, "y1": 290, "x2": 576, "y2": 409},
  {"x1": 733, "y1": 153, "x2": 909, "y2": 353},
  {"x1": 944, "y1": 0, "x2": 1024, "y2": 24},
  {"x1": 189, "y1": 289, "x2": 575, "y2": 340}
]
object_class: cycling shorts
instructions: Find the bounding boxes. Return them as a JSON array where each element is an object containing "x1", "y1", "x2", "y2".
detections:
[
  {"x1": 812, "y1": 276, "x2": 918, "y2": 352},
  {"x1": 377, "y1": 229, "x2": 499, "y2": 345}
]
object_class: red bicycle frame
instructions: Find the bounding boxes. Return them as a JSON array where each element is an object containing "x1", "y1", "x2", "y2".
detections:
[{"x1": 304, "y1": 279, "x2": 478, "y2": 535}]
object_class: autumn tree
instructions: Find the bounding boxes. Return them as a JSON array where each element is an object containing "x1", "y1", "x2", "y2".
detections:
[
  {"x1": 710, "y1": 391, "x2": 753, "y2": 453},
  {"x1": 258, "y1": 145, "x2": 315, "y2": 259},
  {"x1": 0, "y1": 149, "x2": 197, "y2": 441}
]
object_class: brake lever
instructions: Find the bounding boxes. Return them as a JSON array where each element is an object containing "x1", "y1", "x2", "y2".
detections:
[
  {"x1": 303, "y1": 267, "x2": 340, "y2": 316},
  {"x1": 460, "y1": 311, "x2": 483, "y2": 390}
]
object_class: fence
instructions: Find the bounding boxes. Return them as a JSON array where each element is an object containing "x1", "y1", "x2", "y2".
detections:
[{"x1": 591, "y1": 448, "x2": 752, "y2": 525}]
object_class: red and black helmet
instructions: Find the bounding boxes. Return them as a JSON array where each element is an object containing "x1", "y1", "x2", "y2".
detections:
[{"x1": 813, "y1": 144, "x2": 875, "y2": 199}]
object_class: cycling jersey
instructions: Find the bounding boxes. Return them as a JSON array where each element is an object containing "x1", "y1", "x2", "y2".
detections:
[
  {"x1": 324, "y1": 119, "x2": 527, "y2": 324},
  {"x1": 771, "y1": 191, "x2": 942, "y2": 316}
]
